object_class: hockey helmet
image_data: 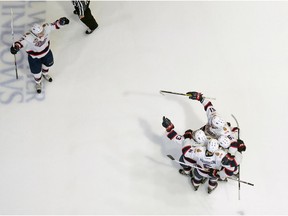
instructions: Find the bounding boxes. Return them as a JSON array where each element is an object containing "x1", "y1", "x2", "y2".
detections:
[
  {"x1": 211, "y1": 115, "x2": 225, "y2": 129},
  {"x1": 218, "y1": 135, "x2": 230, "y2": 149},
  {"x1": 207, "y1": 139, "x2": 219, "y2": 153},
  {"x1": 192, "y1": 129, "x2": 207, "y2": 144},
  {"x1": 31, "y1": 23, "x2": 43, "y2": 35}
]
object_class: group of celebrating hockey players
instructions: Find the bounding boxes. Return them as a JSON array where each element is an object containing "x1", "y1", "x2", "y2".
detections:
[
  {"x1": 10, "y1": 1, "x2": 98, "y2": 94},
  {"x1": 162, "y1": 91, "x2": 246, "y2": 194},
  {"x1": 9, "y1": 2, "x2": 246, "y2": 195}
]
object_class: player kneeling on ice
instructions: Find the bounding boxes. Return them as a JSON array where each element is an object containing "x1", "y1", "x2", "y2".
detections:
[
  {"x1": 162, "y1": 116, "x2": 207, "y2": 177},
  {"x1": 10, "y1": 17, "x2": 70, "y2": 94},
  {"x1": 186, "y1": 91, "x2": 246, "y2": 164}
]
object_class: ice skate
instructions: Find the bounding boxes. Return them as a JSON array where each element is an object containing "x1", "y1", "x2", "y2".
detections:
[
  {"x1": 191, "y1": 178, "x2": 199, "y2": 191},
  {"x1": 218, "y1": 177, "x2": 228, "y2": 182},
  {"x1": 201, "y1": 177, "x2": 208, "y2": 184},
  {"x1": 233, "y1": 168, "x2": 239, "y2": 178},
  {"x1": 179, "y1": 169, "x2": 192, "y2": 177},
  {"x1": 208, "y1": 182, "x2": 218, "y2": 194},
  {"x1": 43, "y1": 74, "x2": 53, "y2": 82},
  {"x1": 35, "y1": 82, "x2": 42, "y2": 94}
]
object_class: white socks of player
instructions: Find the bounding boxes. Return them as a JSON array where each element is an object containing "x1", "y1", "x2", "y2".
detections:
[{"x1": 35, "y1": 74, "x2": 53, "y2": 94}]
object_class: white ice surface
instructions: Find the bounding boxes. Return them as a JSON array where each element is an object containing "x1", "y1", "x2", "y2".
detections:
[{"x1": 0, "y1": 1, "x2": 288, "y2": 214}]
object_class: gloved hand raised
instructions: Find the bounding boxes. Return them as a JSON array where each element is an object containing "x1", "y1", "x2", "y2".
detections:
[
  {"x1": 162, "y1": 116, "x2": 174, "y2": 132},
  {"x1": 237, "y1": 139, "x2": 246, "y2": 153},
  {"x1": 186, "y1": 91, "x2": 203, "y2": 101},
  {"x1": 10, "y1": 45, "x2": 20, "y2": 55},
  {"x1": 183, "y1": 129, "x2": 193, "y2": 139},
  {"x1": 59, "y1": 17, "x2": 70, "y2": 25}
]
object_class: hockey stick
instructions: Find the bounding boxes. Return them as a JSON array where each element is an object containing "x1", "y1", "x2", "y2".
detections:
[
  {"x1": 231, "y1": 114, "x2": 240, "y2": 137},
  {"x1": 167, "y1": 154, "x2": 206, "y2": 172},
  {"x1": 167, "y1": 154, "x2": 254, "y2": 186},
  {"x1": 10, "y1": 8, "x2": 18, "y2": 79},
  {"x1": 159, "y1": 90, "x2": 216, "y2": 100},
  {"x1": 231, "y1": 114, "x2": 241, "y2": 200}
]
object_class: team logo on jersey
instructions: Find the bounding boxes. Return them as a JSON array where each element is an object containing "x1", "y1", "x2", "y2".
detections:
[
  {"x1": 200, "y1": 158, "x2": 216, "y2": 165},
  {"x1": 34, "y1": 37, "x2": 47, "y2": 47},
  {"x1": 175, "y1": 135, "x2": 182, "y2": 140}
]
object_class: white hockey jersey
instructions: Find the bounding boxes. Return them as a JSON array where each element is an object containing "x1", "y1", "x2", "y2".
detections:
[
  {"x1": 200, "y1": 98, "x2": 239, "y2": 155},
  {"x1": 165, "y1": 128, "x2": 206, "y2": 165},
  {"x1": 184, "y1": 146, "x2": 226, "y2": 170},
  {"x1": 15, "y1": 20, "x2": 63, "y2": 59}
]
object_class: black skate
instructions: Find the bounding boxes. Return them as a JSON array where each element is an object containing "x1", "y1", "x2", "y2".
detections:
[
  {"x1": 179, "y1": 169, "x2": 192, "y2": 177},
  {"x1": 43, "y1": 74, "x2": 53, "y2": 82},
  {"x1": 191, "y1": 178, "x2": 199, "y2": 191},
  {"x1": 85, "y1": 29, "x2": 95, "y2": 34},
  {"x1": 218, "y1": 178, "x2": 228, "y2": 182},
  {"x1": 208, "y1": 182, "x2": 218, "y2": 194}
]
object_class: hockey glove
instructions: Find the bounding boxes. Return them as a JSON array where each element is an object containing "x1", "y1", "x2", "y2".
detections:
[
  {"x1": 183, "y1": 129, "x2": 193, "y2": 139},
  {"x1": 162, "y1": 116, "x2": 174, "y2": 132},
  {"x1": 186, "y1": 91, "x2": 203, "y2": 102},
  {"x1": 221, "y1": 153, "x2": 235, "y2": 166},
  {"x1": 208, "y1": 168, "x2": 219, "y2": 178},
  {"x1": 59, "y1": 17, "x2": 70, "y2": 25},
  {"x1": 10, "y1": 45, "x2": 19, "y2": 55},
  {"x1": 237, "y1": 139, "x2": 246, "y2": 153}
]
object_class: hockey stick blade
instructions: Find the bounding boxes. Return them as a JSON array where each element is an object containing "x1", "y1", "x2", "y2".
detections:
[
  {"x1": 227, "y1": 177, "x2": 254, "y2": 186},
  {"x1": 160, "y1": 90, "x2": 216, "y2": 100},
  {"x1": 167, "y1": 155, "x2": 175, "y2": 160},
  {"x1": 160, "y1": 90, "x2": 186, "y2": 96}
]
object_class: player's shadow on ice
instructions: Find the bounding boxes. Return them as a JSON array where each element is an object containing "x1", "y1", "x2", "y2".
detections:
[
  {"x1": 137, "y1": 92, "x2": 205, "y2": 169},
  {"x1": 138, "y1": 118, "x2": 180, "y2": 167},
  {"x1": 162, "y1": 94, "x2": 205, "y2": 130}
]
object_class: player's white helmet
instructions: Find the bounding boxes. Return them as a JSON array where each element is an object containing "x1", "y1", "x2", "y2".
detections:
[
  {"x1": 211, "y1": 115, "x2": 225, "y2": 129},
  {"x1": 218, "y1": 135, "x2": 230, "y2": 149},
  {"x1": 207, "y1": 139, "x2": 219, "y2": 153},
  {"x1": 31, "y1": 23, "x2": 43, "y2": 35},
  {"x1": 192, "y1": 130, "x2": 207, "y2": 144}
]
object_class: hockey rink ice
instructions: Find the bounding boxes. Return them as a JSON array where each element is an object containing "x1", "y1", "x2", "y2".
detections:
[{"x1": 0, "y1": 1, "x2": 288, "y2": 214}]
